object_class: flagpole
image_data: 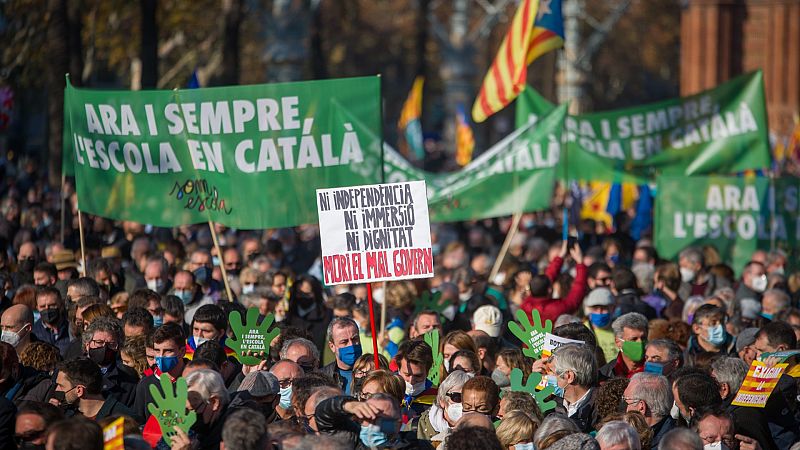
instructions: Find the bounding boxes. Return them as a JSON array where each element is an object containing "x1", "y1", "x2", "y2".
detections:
[
  {"x1": 380, "y1": 280, "x2": 387, "y2": 336},
  {"x1": 366, "y1": 283, "x2": 380, "y2": 367},
  {"x1": 208, "y1": 220, "x2": 234, "y2": 302},
  {"x1": 77, "y1": 208, "x2": 86, "y2": 276},
  {"x1": 60, "y1": 173, "x2": 66, "y2": 245},
  {"x1": 490, "y1": 212, "x2": 523, "y2": 282}
]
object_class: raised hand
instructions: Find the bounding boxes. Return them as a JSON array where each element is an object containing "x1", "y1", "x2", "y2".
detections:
[
  {"x1": 414, "y1": 291, "x2": 446, "y2": 316},
  {"x1": 147, "y1": 376, "x2": 196, "y2": 441},
  {"x1": 569, "y1": 242, "x2": 583, "y2": 263},
  {"x1": 227, "y1": 308, "x2": 280, "y2": 366},
  {"x1": 509, "y1": 368, "x2": 556, "y2": 414},
  {"x1": 508, "y1": 309, "x2": 552, "y2": 359},
  {"x1": 423, "y1": 330, "x2": 444, "y2": 386}
]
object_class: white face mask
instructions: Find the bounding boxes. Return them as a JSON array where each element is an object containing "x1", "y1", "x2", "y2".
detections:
[
  {"x1": 405, "y1": 380, "x2": 426, "y2": 396},
  {"x1": 704, "y1": 442, "x2": 729, "y2": 450},
  {"x1": 442, "y1": 305, "x2": 457, "y2": 321},
  {"x1": 751, "y1": 274, "x2": 768, "y2": 293},
  {"x1": 1, "y1": 330, "x2": 22, "y2": 347},
  {"x1": 670, "y1": 402, "x2": 681, "y2": 420},
  {"x1": 242, "y1": 283, "x2": 255, "y2": 294},
  {"x1": 147, "y1": 278, "x2": 164, "y2": 292},
  {"x1": 443, "y1": 359, "x2": 450, "y2": 372},
  {"x1": 194, "y1": 335, "x2": 209, "y2": 347},
  {"x1": 445, "y1": 402, "x2": 463, "y2": 423},
  {"x1": 680, "y1": 267, "x2": 696, "y2": 283},
  {"x1": 459, "y1": 291, "x2": 472, "y2": 302}
]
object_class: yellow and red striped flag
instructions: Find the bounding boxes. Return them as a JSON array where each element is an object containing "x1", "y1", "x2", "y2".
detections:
[{"x1": 472, "y1": 0, "x2": 540, "y2": 123}]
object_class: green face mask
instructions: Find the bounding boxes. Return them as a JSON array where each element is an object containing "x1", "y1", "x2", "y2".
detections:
[{"x1": 621, "y1": 340, "x2": 645, "y2": 362}]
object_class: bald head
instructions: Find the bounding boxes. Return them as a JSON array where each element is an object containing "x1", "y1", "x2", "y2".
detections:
[
  {"x1": 2, "y1": 305, "x2": 33, "y2": 329},
  {"x1": 455, "y1": 412, "x2": 494, "y2": 430},
  {"x1": 467, "y1": 329, "x2": 489, "y2": 340}
]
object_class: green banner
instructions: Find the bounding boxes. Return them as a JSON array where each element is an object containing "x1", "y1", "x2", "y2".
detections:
[
  {"x1": 383, "y1": 105, "x2": 566, "y2": 222},
  {"x1": 516, "y1": 72, "x2": 771, "y2": 183},
  {"x1": 655, "y1": 175, "x2": 800, "y2": 273},
  {"x1": 64, "y1": 77, "x2": 382, "y2": 229}
]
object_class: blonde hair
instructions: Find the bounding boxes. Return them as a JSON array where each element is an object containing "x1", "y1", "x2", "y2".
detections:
[
  {"x1": 384, "y1": 281, "x2": 417, "y2": 310},
  {"x1": 496, "y1": 410, "x2": 538, "y2": 448}
]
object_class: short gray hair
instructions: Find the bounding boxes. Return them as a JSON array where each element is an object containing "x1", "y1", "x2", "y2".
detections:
[
  {"x1": 611, "y1": 312, "x2": 648, "y2": 338},
  {"x1": 646, "y1": 339, "x2": 683, "y2": 365},
  {"x1": 629, "y1": 372, "x2": 672, "y2": 420},
  {"x1": 679, "y1": 247, "x2": 704, "y2": 267},
  {"x1": 280, "y1": 337, "x2": 320, "y2": 364},
  {"x1": 711, "y1": 356, "x2": 748, "y2": 394},
  {"x1": 186, "y1": 369, "x2": 230, "y2": 407},
  {"x1": 239, "y1": 293, "x2": 261, "y2": 309},
  {"x1": 82, "y1": 316, "x2": 124, "y2": 348},
  {"x1": 596, "y1": 420, "x2": 641, "y2": 450},
  {"x1": 326, "y1": 316, "x2": 359, "y2": 344},
  {"x1": 551, "y1": 344, "x2": 597, "y2": 387},
  {"x1": 763, "y1": 289, "x2": 790, "y2": 310},
  {"x1": 658, "y1": 428, "x2": 703, "y2": 450},
  {"x1": 221, "y1": 408, "x2": 267, "y2": 450},
  {"x1": 533, "y1": 414, "x2": 578, "y2": 449},
  {"x1": 437, "y1": 370, "x2": 472, "y2": 407}
]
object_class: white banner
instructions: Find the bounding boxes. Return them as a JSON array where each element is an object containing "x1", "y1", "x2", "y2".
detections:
[{"x1": 317, "y1": 180, "x2": 434, "y2": 284}]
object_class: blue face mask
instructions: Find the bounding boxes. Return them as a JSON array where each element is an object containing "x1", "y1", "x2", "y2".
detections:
[
  {"x1": 515, "y1": 443, "x2": 535, "y2": 450},
  {"x1": 174, "y1": 290, "x2": 193, "y2": 305},
  {"x1": 279, "y1": 386, "x2": 292, "y2": 409},
  {"x1": 546, "y1": 374, "x2": 565, "y2": 398},
  {"x1": 589, "y1": 312, "x2": 611, "y2": 327},
  {"x1": 155, "y1": 355, "x2": 179, "y2": 373},
  {"x1": 152, "y1": 315, "x2": 164, "y2": 328},
  {"x1": 338, "y1": 344, "x2": 363, "y2": 367},
  {"x1": 706, "y1": 324, "x2": 726, "y2": 347},
  {"x1": 360, "y1": 423, "x2": 389, "y2": 448},
  {"x1": 644, "y1": 361, "x2": 665, "y2": 375},
  {"x1": 193, "y1": 266, "x2": 211, "y2": 285},
  {"x1": 760, "y1": 312, "x2": 773, "y2": 321}
]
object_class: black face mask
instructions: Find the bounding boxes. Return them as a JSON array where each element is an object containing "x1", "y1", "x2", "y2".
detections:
[
  {"x1": 19, "y1": 442, "x2": 45, "y2": 450},
  {"x1": 88, "y1": 346, "x2": 117, "y2": 367},
  {"x1": 18, "y1": 259, "x2": 36, "y2": 273},
  {"x1": 296, "y1": 293, "x2": 315, "y2": 308},
  {"x1": 352, "y1": 377, "x2": 366, "y2": 397},
  {"x1": 40, "y1": 309, "x2": 61, "y2": 326}
]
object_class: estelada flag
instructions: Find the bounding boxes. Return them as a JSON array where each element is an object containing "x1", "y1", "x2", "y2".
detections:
[
  {"x1": 472, "y1": 0, "x2": 564, "y2": 123},
  {"x1": 398, "y1": 77, "x2": 425, "y2": 160}
]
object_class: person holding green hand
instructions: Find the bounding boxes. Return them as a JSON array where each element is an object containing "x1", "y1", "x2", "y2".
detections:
[{"x1": 599, "y1": 312, "x2": 648, "y2": 381}]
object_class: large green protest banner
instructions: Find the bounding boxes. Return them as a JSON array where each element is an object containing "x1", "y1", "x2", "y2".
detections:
[
  {"x1": 63, "y1": 77, "x2": 382, "y2": 229},
  {"x1": 516, "y1": 72, "x2": 771, "y2": 183},
  {"x1": 381, "y1": 105, "x2": 567, "y2": 222},
  {"x1": 655, "y1": 175, "x2": 800, "y2": 273}
]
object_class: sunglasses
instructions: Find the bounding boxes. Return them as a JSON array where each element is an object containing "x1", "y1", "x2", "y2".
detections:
[{"x1": 446, "y1": 391, "x2": 462, "y2": 403}]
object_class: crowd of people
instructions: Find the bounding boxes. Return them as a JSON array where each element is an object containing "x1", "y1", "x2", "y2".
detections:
[{"x1": 0, "y1": 160, "x2": 799, "y2": 450}]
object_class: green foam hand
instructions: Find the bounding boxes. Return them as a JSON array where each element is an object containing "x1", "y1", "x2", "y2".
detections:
[
  {"x1": 147, "y1": 376, "x2": 196, "y2": 441},
  {"x1": 509, "y1": 368, "x2": 556, "y2": 414},
  {"x1": 414, "y1": 291, "x2": 446, "y2": 316},
  {"x1": 227, "y1": 308, "x2": 280, "y2": 366},
  {"x1": 508, "y1": 309, "x2": 552, "y2": 359},
  {"x1": 423, "y1": 330, "x2": 444, "y2": 386}
]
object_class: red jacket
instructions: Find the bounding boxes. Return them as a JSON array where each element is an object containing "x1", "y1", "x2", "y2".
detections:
[{"x1": 521, "y1": 256, "x2": 587, "y2": 323}]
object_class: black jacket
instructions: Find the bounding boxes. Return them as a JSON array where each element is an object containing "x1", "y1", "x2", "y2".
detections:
[
  {"x1": 101, "y1": 361, "x2": 140, "y2": 408},
  {"x1": 0, "y1": 397, "x2": 15, "y2": 450},
  {"x1": 3, "y1": 365, "x2": 52, "y2": 406},
  {"x1": 315, "y1": 395, "x2": 433, "y2": 450},
  {"x1": 567, "y1": 388, "x2": 598, "y2": 434},
  {"x1": 321, "y1": 361, "x2": 348, "y2": 393},
  {"x1": 284, "y1": 303, "x2": 331, "y2": 353},
  {"x1": 726, "y1": 400, "x2": 777, "y2": 450},
  {"x1": 614, "y1": 289, "x2": 656, "y2": 320},
  {"x1": 649, "y1": 417, "x2": 676, "y2": 450}
]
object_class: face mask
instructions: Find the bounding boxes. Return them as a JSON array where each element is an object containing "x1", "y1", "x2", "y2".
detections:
[
  {"x1": 442, "y1": 305, "x2": 457, "y2": 321},
  {"x1": 704, "y1": 442, "x2": 730, "y2": 450},
  {"x1": 621, "y1": 340, "x2": 645, "y2": 362},
  {"x1": 459, "y1": 291, "x2": 472, "y2": 302},
  {"x1": 405, "y1": 380, "x2": 426, "y2": 396},
  {"x1": 670, "y1": 402, "x2": 681, "y2": 420},
  {"x1": 88, "y1": 346, "x2": 117, "y2": 367},
  {"x1": 1, "y1": 329, "x2": 22, "y2": 347},
  {"x1": 279, "y1": 386, "x2": 292, "y2": 409},
  {"x1": 18, "y1": 259, "x2": 35, "y2": 273},
  {"x1": 155, "y1": 355, "x2": 179, "y2": 373},
  {"x1": 53, "y1": 386, "x2": 78, "y2": 407},
  {"x1": 337, "y1": 344, "x2": 362, "y2": 367},
  {"x1": 359, "y1": 423, "x2": 389, "y2": 448},
  {"x1": 152, "y1": 315, "x2": 164, "y2": 327},
  {"x1": 491, "y1": 368, "x2": 510, "y2": 388},
  {"x1": 274, "y1": 313, "x2": 285, "y2": 322},
  {"x1": 609, "y1": 254, "x2": 620, "y2": 265},
  {"x1": 174, "y1": 290, "x2": 193, "y2": 305},
  {"x1": 705, "y1": 324, "x2": 725, "y2": 347},
  {"x1": 760, "y1": 312, "x2": 773, "y2": 321},
  {"x1": 772, "y1": 266, "x2": 785, "y2": 276},
  {"x1": 146, "y1": 279, "x2": 164, "y2": 293},
  {"x1": 644, "y1": 361, "x2": 665, "y2": 375},
  {"x1": 546, "y1": 374, "x2": 565, "y2": 397},
  {"x1": 515, "y1": 443, "x2": 535, "y2": 450},
  {"x1": 193, "y1": 266, "x2": 211, "y2": 285},
  {"x1": 446, "y1": 402, "x2": 463, "y2": 423},
  {"x1": 40, "y1": 308, "x2": 61, "y2": 326},
  {"x1": 242, "y1": 283, "x2": 255, "y2": 294},
  {"x1": 194, "y1": 335, "x2": 209, "y2": 348},
  {"x1": 296, "y1": 293, "x2": 315, "y2": 308},
  {"x1": 589, "y1": 312, "x2": 611, "y2": 327},
  {"x1": 32, "y1": 310, "x2": 40, "y2": 323},
  {"x1": 680, "y1": 267, "x2": 696, "y2": 283},
  {"x1": 443, "y1": 359, "x2": 451, "y2": 372},
  {"x1": 752, "y1": 275, "x2": 768, "y2": 293}
]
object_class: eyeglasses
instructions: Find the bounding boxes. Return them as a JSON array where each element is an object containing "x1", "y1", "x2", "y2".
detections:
[
  {"x1": 14, "y1": 429, "x2": 45, "y2": 446},
  {"x1": 278, "y1": 378, "x2": 293, "y2": 389},
  {"x1": 354, "y1": 369, "x2": 371, "y2": 377},
  {"x1": 90, "y1": 339, "x2": 119, "y2": 350},
  {"x1": 621, "y1": 396, "x2": 641, "y2": 406},
  {"x1": 446, "y1": 391, "x2": 462, "y2": 403}
]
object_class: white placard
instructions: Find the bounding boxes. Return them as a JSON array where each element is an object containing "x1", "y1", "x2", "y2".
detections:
[{"x1": 316, "y1": 180, "x2": 434, "y2": 285}]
